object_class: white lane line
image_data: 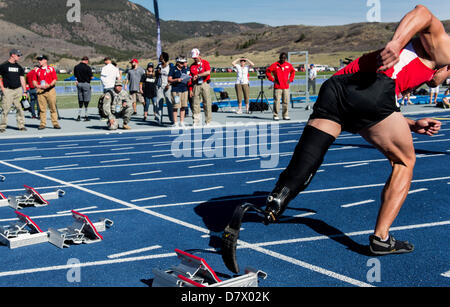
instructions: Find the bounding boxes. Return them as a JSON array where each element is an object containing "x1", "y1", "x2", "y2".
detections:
[
  {"x1": 12, "y1": 147, "x2": 37, "y2": 151},
  {"x1": 408, "y1": 188, "x2": 428, "y2": 194},
  {"x1": 344, "y1": 163, "x2": 369, "y2": 168},
  {"x1": 250, "y1": 220, "x2": 450, "y2": 248},
  {"x1": 236, "y1": 157, "x2": 260, "y2": 163},
  {"x1": 341, "y1": 199, "x2": 376, "y2": 208},
  {"x1": 111, "y1": 147, "x2": 134, "y2": 151},
  {"x1": 246, "y1": 178, "x2": 276, "y2": 184},
  {"x1": 107, "y1": 245, "x2": 162, "y2": 259},
  {"x1": 99, "y1": 140, "x2": 118, "y2": 144},
  {"x1": 68, "y1": 178, "x2": 100, "y2": 184},
  {"x1": 192, "y1": 186, "x2": 224, "y2": 193},
  {"x1": 57, "y1": 144, "x2": 79, "y2": 147},
  {"x1": 0, "y1": 252, "x2": 178, "y2": 278},
  {"x1": 131, "y1": 195, "x2": 167, "y2": 203},
  {"x1": 188, "y1": 164, "x2": 214, "y2": 169},
  {"x1": 13, "y1": 156, "x2": 42, "y2": 160},
  {"x1": 130, "y1": 170, "x2": 162, "y2": 176},
  {"x1": 100, "y1": 158, "x2": 130, "y2": 164},
  {"x1": 152, "y1": 154, "x2": 169, "y2": 158},
  {"x1": 44, "y1": 164, "x2": 79, "y2": 169},
  {"x1": 65, "y1": 151, "x2": 90, "y2": 155},
  {"x1": 292, "y1": 212, "x2": 316, "y2": 218},
  {"x1": 57, "y1": 206, "x2": 98, "y2": 214}
]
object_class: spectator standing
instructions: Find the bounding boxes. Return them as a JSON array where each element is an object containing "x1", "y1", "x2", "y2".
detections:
[
  {"x1": 308, "y1": 64, "x2": 317, "y2": 95},
  {"x1": 102, "y1": 80, "x2": 133, "y2": 130},
  {"x1": 190, "y1": 48, "x2": 212, "y2": 126},
  {"x1": 26, "y1": 65, "x2": 39, "y2": 119},
  {"x1": 32, "y1": 55, "x2": 60, "y2": 130},
  {"x1": 101, "y1": 57, "x2": 121, "y2": 93},
  {"x1": 126, "y1": 59, "x2": 145, "y2": 116},
  {"x1": 140, "y1": 62, "x2": 158, "y2": 122},
  {"x1": 429, "y1": 85, "x2": 439, "y2": 104},
  {"x1": 0, "y1": 49, "x2": 28, "y2": 132},
  {"x1": 266, "y1": 52, "x2": 296, "y2": 121},
  {"x1": 73, "y1": 56, "x2": 93, "y2": 121},
  {"x1": 232, "y1": 57, "x2": 255, "y2": 114},
  {"x1": 156, "y1": 52, "x2": 173, "y2": 125},
  {"x1": 168, "y1": 56, "x2": 190, "y2": 128}
]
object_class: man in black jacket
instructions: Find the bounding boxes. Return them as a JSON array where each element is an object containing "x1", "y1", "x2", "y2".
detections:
[{"x1": 74, "y1": 56, "x2": 93, "y2": 121}]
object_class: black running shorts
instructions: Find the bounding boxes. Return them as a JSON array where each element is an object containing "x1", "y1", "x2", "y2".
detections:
[{"x1": 310, "y1": 72, "x2": 400, "y2": 134}]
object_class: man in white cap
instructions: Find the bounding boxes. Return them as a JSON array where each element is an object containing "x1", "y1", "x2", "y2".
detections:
[{"x1": 189, "y1": 48, "x2": 212, "y2": 126}]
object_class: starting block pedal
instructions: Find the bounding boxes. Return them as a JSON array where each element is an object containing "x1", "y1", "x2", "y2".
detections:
[
  {"x1": 0, "y1": 185, "x2": 65, "y2": 210},
  {"x1": 0, "y1": 211, "x2": 48, "y2": 249},
  {"x1": 48, "y1": 210, "x2": 113, "y2": 249},
  {"x1": 152, "y1": 249, "x2": 267, "y2": 287}
]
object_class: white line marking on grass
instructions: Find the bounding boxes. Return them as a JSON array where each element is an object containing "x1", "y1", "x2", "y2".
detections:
[
  {"x1": 344, "y1": 163, "x2": 369, "y2": 168},
  {"x1": 130, "y1": 170, "x2": 162, "y2": 176},
  {"x1": 188, "y1": 164, "x2": 214, "y2": 169},
  {"x1": 246, "y1": 178, "x2": 276, "y2": 184},
  {"x1": 57, "y1": 206, "x2": 98, "y2": 214},
  {"x1": 408, "y1": 188, "x2": 428, "y2": 194},
  {"x1": 441, "y1": 270, "x2": 450, "y2": 278},
  {"x1": 107, "y1": 245, "x2": 162, "y2": 259},
  {"x1": 44, "y1": 164, "x2": 79, "y2": 169},
  {"x1": 192, "y1": 186, "x2": 224, "y2": 193},
  {"x1": 131, "y1": 195, "x2": 167, "y2": 203},
  {"x1": 100, "y1": 158, "x2": 130, "y2": 164},
  {"x1": 341, "y1": 199, "x2": 376, "y2": 208}
]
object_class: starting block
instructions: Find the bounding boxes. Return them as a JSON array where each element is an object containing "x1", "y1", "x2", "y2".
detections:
[
  {"x1": 0, "y1": 185, "x2": 65, "y2": 210},
  {"x1": 0, "y1": 211, "x2": 48, "y2": 249},
  {"x1": 48, "y1": 210, "x2": 113, "y2": 249},
  {"x1": 152, "y1": 249, "x2": 267, "y2": 287}
]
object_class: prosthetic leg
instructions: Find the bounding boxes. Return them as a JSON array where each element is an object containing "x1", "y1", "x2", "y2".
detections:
[{"x1": 222, "y1": 126, "x2": 336, "y2": 273}]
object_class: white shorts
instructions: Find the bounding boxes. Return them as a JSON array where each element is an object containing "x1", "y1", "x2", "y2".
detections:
[{"x1": 430, "y1": 86, "x2": 440, "y2": 94}]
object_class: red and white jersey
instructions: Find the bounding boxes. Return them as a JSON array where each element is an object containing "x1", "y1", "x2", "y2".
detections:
[{"x1": 335, "y1": 42, "x2": 436, "y2": 98}]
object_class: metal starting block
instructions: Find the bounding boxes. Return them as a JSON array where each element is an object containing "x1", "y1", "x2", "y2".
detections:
[
  {"x1": 0, "y1": 211, "x2": 48, "y2": 249},
  {"x1": 152, "y1": 249, "x2": 267, "y2": 287},
  {"x1": 48, "y1": 210, "x2": 113, "y2": 249},
  {"x1": 0, "y1": 185, "x2": 65, "y2": 210}
]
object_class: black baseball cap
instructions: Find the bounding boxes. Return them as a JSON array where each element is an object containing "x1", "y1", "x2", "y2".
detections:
[
  {"x1": 147, "y1": 62, "x2": 154, "y2": 68},
  {"x1": 36, "y1": 54, "x2": 48, "y2": 61},
  {"x1": 10, "y1": 49, "x2": 23, "y2": 56}
]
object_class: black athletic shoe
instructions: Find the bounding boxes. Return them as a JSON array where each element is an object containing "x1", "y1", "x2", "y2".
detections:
[
  {"x1": 369, "y1": 234, "x2": 414, "y2": 255},
  {"x1": 76, "y1": 115, "x2": 81, "y2": 121}
]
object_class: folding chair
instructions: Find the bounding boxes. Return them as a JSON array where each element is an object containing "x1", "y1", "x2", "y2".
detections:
[{"x1": 213, "y1": 87, "x2": 233, "y2": 112}]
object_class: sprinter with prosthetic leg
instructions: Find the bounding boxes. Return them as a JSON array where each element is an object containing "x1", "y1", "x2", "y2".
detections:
[{"x1": 222, "y1": 5, "x2": 450, "y2": 274}]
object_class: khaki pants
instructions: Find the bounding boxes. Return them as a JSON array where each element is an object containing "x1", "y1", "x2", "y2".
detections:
[
  {"x1": 1, "y1": 88, "x2": 25, "y2": 130},
  {"x1": 37, "y1": 88, "x2": 59, "y2": 127},
  {"x1": 192, "y1": 82, "x2": 212, "y2": 124},
  {"x1": 273, "y1": 88, "x2": 290, "y2": 118},
  {"x1": 235, "y1": 84, "x2": 250, "y2": 108}
]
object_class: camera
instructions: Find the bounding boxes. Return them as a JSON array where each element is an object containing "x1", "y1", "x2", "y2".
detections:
[{"x1": 257, "y1": 69, "x2": 266, "y2": 80}]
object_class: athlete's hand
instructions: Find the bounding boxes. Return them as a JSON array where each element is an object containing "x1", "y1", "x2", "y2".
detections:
[
  {"x1": 412, "y1": 118, "x2": 442, "y2": 136},
  {"x1": 378, "y1": 40, "x2": 402, "y2": 71}
]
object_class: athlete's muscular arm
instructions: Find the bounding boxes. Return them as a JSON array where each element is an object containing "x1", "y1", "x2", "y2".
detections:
[
  {"x1": 427, "y1": 65, "x2": 450, "y2": 87},
  {"x1": 405, "y1": 117, "x2": 442, "y2": 136},
  {"x1": 379, "y1": 5, "x2": 450, "y2": 70}
]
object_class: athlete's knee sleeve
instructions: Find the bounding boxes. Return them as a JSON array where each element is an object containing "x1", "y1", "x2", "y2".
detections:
[{"x1": 277, "y1": 125, "x2": 336, "y2": 195}]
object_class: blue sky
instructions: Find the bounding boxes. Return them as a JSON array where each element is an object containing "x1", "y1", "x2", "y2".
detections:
[{"x1": 132, "y1": 0, "x2": 450, "y2": 26}]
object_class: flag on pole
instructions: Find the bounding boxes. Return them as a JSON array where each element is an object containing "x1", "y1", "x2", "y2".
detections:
[{"x1": 153, "y1": 0, "x2": 162, "y2": 59}]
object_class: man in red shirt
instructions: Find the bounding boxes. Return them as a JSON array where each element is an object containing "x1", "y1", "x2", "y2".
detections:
[
  {"x1": 266, "y1": 52, "x2": 296, "y2": 121},
  {"x1": 190, "y1": 48, "x2": 212, "y2": 126},
  {"x1": 26, "y1": 65, "x2": 39, "y2": 119},
  {"x1": 32, "y1": 55, "x2": 60, "y2": 130}
]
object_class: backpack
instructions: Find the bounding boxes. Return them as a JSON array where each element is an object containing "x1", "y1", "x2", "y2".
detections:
[{"x1": 98, "y1": 90, "x2": 113, "y2": 119}]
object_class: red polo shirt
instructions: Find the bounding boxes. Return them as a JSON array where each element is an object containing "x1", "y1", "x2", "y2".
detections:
[
  {"x1": 190, "y1": 59, "x2": 211, "y2": 85},
  {"x1": 266, "y1": 61, "x2": 296, "y2": 90},
  {"x1": 33, "y1": 65, "x2": 57, "y2": 86},
  {"x1": 26, "y1": 68, "x2": 37, "y2": 89}
]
